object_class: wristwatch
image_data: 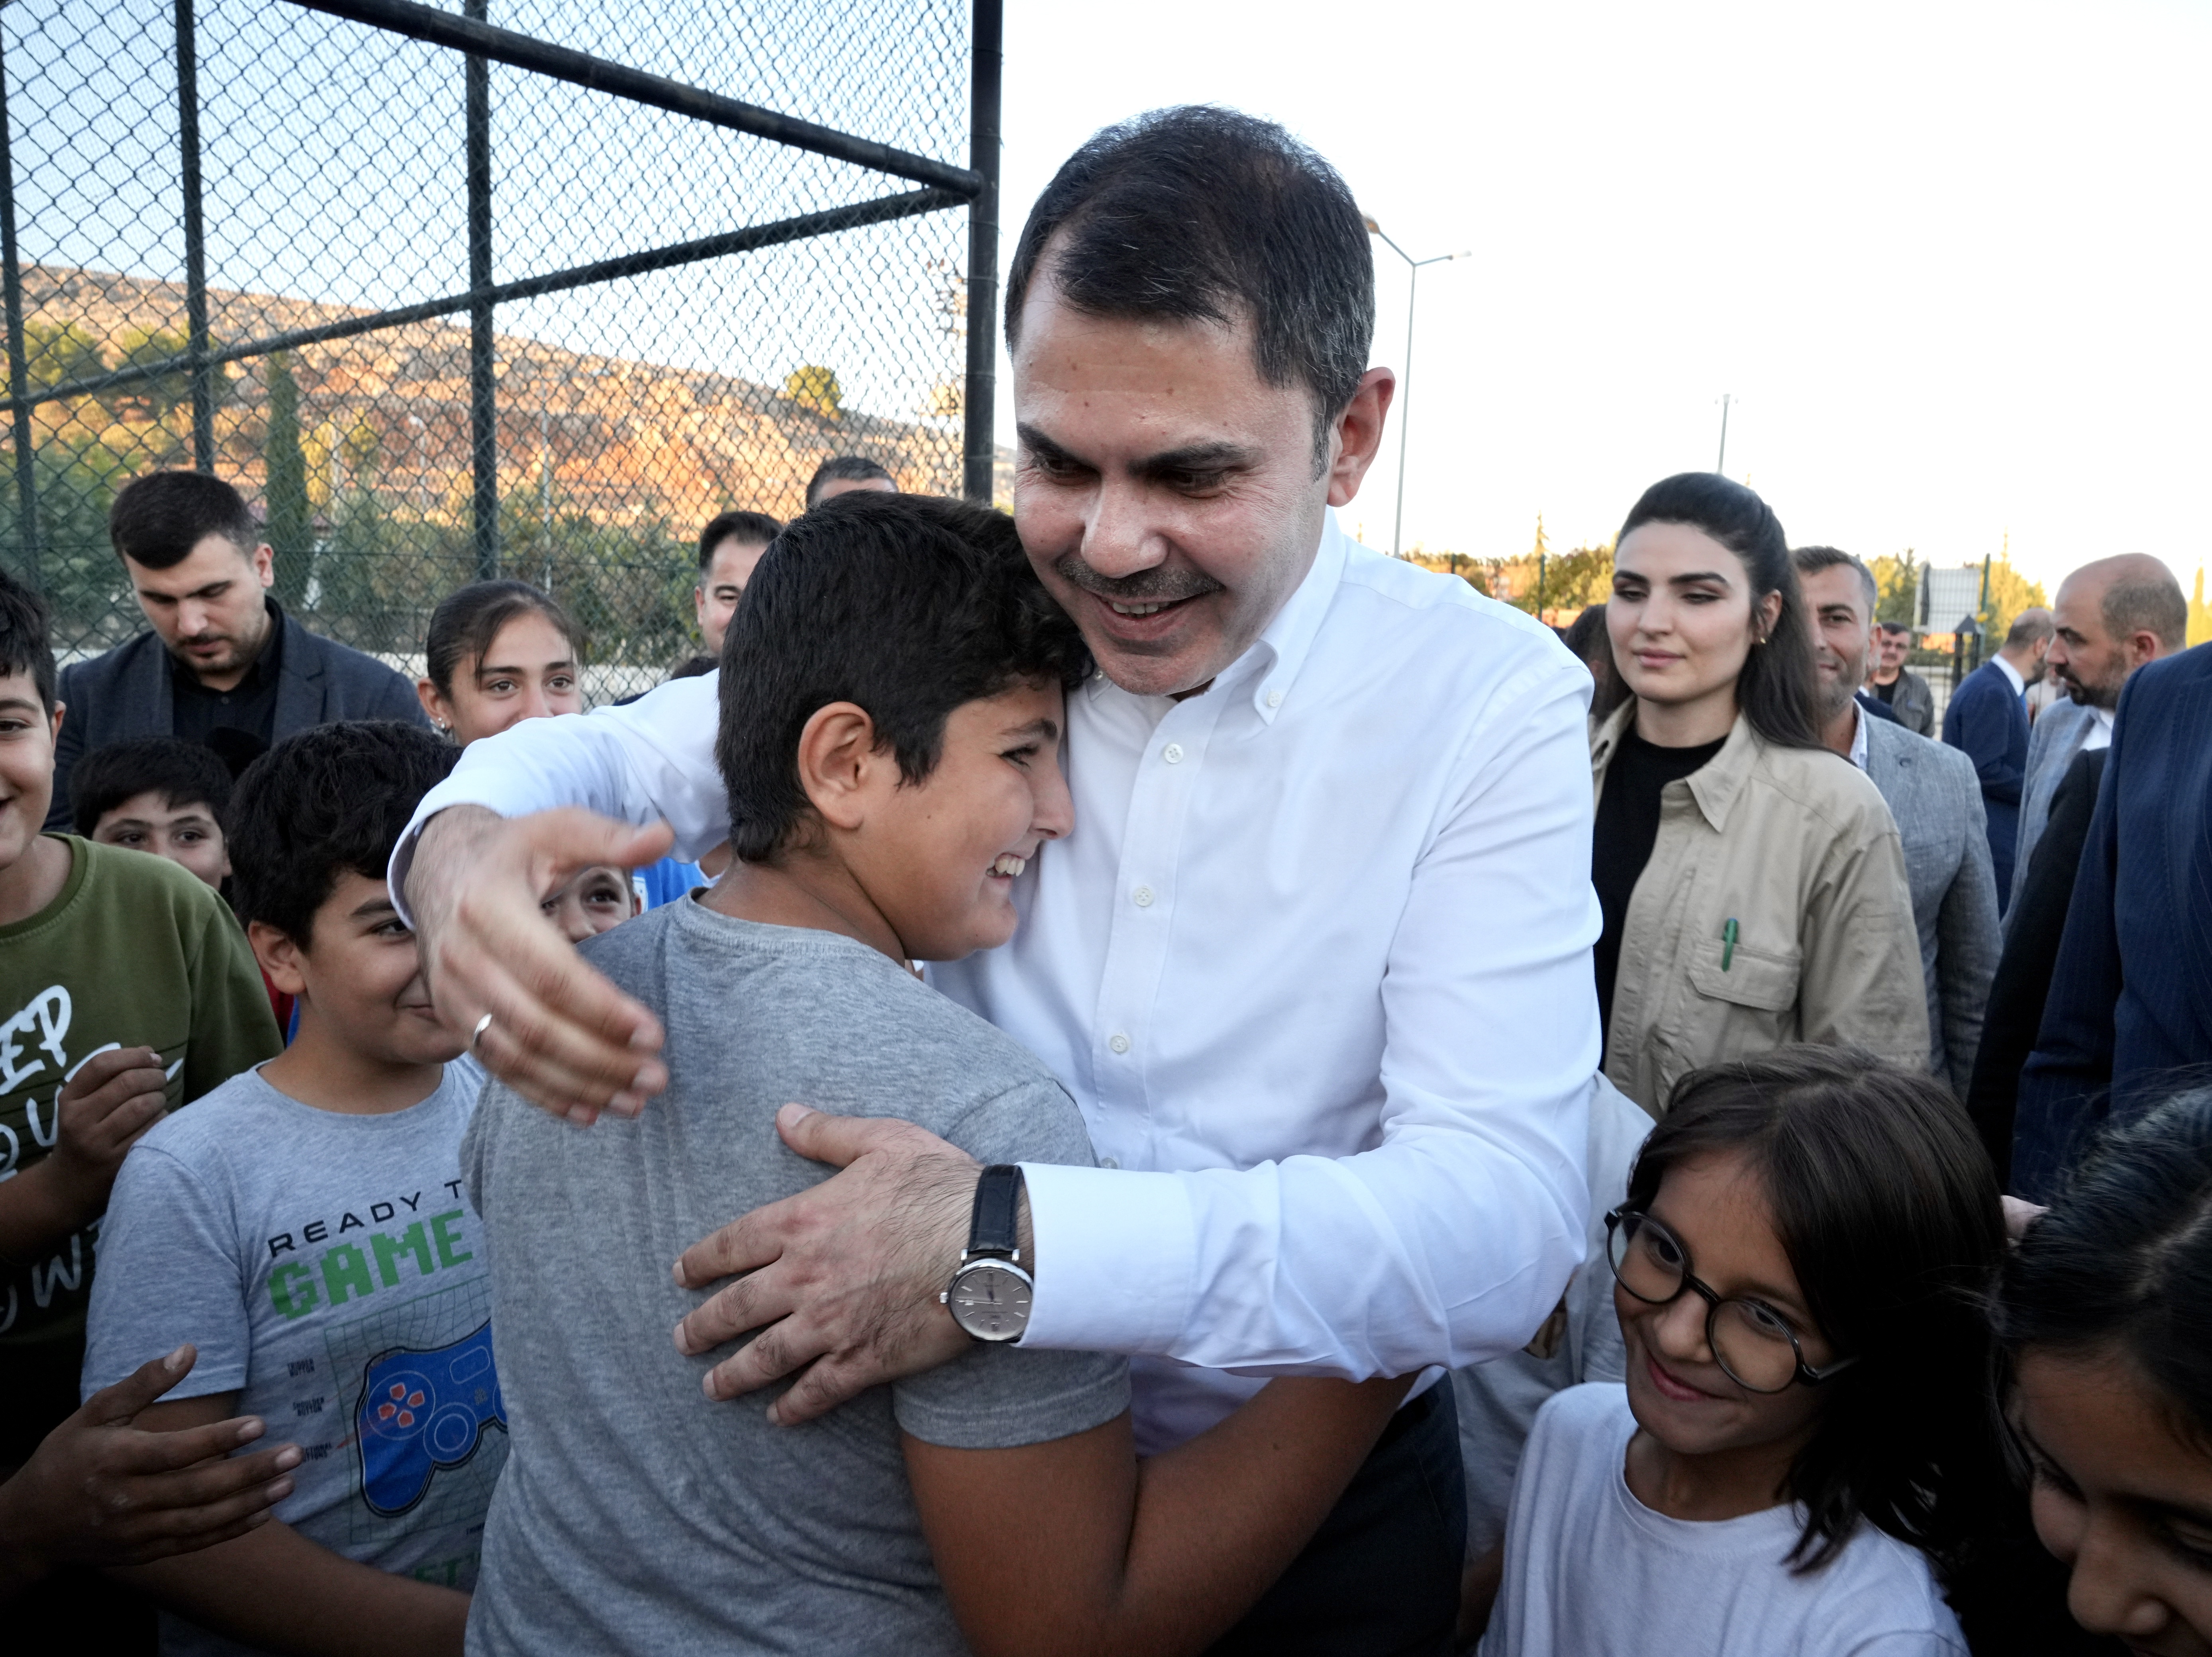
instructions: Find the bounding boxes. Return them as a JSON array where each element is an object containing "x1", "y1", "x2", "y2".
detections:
[{"x1": 941, "y1": 1164, "x2": 1032, "y2": 1342}]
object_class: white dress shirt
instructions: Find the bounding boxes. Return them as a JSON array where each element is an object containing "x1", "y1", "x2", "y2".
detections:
[
  {"x1": 2084, "y1": 703, "x2": 2116, "y2": 751},
  {"x1": 396, "y1": 513, "x2": 1600, "y2": 1451},
  {"x1": 1992, "y1": 652, "x2": 2027, "y2": 698}
]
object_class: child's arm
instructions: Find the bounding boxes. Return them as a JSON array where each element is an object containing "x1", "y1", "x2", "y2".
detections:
[
  {"x1": 112, "y1": 1394, "x2": 469, "y2": 1657},
  {"x1": 907, "y1": 1372, "x2": 1413, "y2": 1657},
  {"x1": 0, "y1": 1046, "x2": 167, "y2": 1260}
]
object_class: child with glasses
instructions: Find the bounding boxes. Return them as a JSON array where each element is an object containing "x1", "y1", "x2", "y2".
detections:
[{"x1": 1479, "y1": 1047, "x2": 2004, "y2": 1656}]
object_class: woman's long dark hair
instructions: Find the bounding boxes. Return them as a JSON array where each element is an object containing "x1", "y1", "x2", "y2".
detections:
[
  {"x1": 1629, "y1": 1046, "x2": 2007, "y2": 1577},
  {"x1": 422, "y1": 579, "x2": 577, "y2": 702},
  {"x1": 1616, "y1": 473, "x2": 1822, "y2": 749},
  {"x1": 1989, "y1": 1087, "x2": 2212, "y2": 1437}
]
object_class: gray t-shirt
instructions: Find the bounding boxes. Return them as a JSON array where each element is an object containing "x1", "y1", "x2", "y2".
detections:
[
  {"x1": 462, "y1": 898, "x2": 1130, "y2": 1657},
  {"x1": 83, "y1": 1065, "x2": 503, "y2": 1656}
]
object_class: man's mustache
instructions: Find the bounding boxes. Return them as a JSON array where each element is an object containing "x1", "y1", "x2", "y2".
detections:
[{"x1": 1052, "y1": 552, "x2": 1224, "y2": 606}]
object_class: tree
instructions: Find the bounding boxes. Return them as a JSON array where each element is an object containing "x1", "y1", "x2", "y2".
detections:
[
  {"x1": 1975, "y1": 545, "x2": 2048, "y2": 646},
  {"x1": 1869, "y1": 548, "x2": 1921, "y2": 627},
  {"x1": 783, "y1": 364, "x2": 843, "y2": 421},
  {"x1": 263, "y1": 352, "x2": 313, "y2": 606}
]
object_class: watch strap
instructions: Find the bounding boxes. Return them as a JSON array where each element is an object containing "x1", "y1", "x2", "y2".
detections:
[{"x1": 967, "y1": 1165, "x2": 1023, "y2": 1260}]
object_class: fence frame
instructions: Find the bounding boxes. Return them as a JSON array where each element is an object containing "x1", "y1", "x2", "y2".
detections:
[{"x1": 0, "y1": 0, "x2": 1003, "y2": 590}]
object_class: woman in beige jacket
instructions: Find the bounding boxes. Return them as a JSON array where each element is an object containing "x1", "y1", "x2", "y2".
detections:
[{"x1": 1591, "y1": 474, "x2": 1928, "y2": 1116}]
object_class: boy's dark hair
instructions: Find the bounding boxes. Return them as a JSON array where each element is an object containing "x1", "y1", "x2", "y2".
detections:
[
  {"x1": 0, "y1": 564, "x2": 57, "y2": 712},
  {"x1": 697, "y1": 510, "x2": 782, "y2": 572},
  {"x1": 109, "y1": 471, "x2": 260, "y2": 570},
  {"x1": 70, "y1": 737, "x2": 233, "y2": 835},
  {"x1": 717, "y1": 492, "x2": 1090, "y2": 863},
  {"x1": 802, "y1": 456, "x2": 892, "y2": 509},
  {"x1": 422, "y1": 579, "x2": 576, "y2": 701},
  {"x1": 1631, "y1": 1046, "x2": 2007, "y2": 1581},
  {"x1": 227, "y1": 721, "x2": 456, "y2": 942},
  {"x1": 1006, "y1": 107, "x2": 1375, "y2": 472}
]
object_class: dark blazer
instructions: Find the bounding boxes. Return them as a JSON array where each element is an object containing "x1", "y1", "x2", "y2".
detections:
[
  {"x1": 2013, "y1": 644, "x2": 2212, "y2": 1199},
  {"x1": 1966, "y1": 745, "x2": 2106, "y2": 1185},
  {"x1": 47, "y1": 603, "x2": 426, "y2": 828},
  {"x1": 1940, "y1": 658, "x2": 2029, "y2": 913}
]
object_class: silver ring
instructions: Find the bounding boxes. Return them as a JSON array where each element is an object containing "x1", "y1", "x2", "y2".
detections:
[{"x1": 471, "y1": 1012, "x2": 494, "y2": 1050}]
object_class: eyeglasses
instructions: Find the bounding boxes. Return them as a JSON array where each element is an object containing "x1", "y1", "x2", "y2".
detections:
[{"x1": 1604, "y1": 1206, "x2": 1858, "y2": 1395}]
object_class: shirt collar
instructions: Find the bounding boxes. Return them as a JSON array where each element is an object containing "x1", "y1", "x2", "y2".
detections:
[
  {"x1": 1590, "y1": 701, "x2": 1762, "y2": 833},
  {"x1": 1848, "y1": 699, "x2": 1870, "y2": 771},
  {"x1": 1992, "y1": 653, "x2": 2026, "y2": 697}
]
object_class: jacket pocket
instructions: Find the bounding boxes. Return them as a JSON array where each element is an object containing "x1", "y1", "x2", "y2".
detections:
[{"x1": 1686, "y1": 937, "x2": 1802, "y2": 1013}]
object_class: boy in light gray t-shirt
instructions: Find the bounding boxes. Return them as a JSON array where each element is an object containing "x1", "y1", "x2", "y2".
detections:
[{"x1": 463, "y1": 899, "x2": 1128, "y2": 1654}]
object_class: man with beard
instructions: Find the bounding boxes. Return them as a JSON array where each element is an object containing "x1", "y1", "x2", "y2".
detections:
[
  {"x1": 1797, "y1": 546, "x2": 1999, "y2": 1099},
  {"x1": 388, "y1": 108, "x2": 1597, "y2": 1650},
  {"x1": 46, "y1": 471, "x2": 423, "y2": 825},
  {"x1": 2008, "y1": 553, "x2": 2185, "y2": 915}
]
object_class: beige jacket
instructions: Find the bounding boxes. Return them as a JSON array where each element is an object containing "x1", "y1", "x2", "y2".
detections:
[{"x1": 1592, "y1": 704, "x2": 1930, "y2": 1116}]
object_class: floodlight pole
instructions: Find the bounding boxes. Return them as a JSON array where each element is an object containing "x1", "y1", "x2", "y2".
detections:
[
  {"x1": 1716, "y1": 392, "x2": 1732, "y2": 475},
  {"x1": 1365, "y1": 220, "x2": 1463, "y2": 558}
]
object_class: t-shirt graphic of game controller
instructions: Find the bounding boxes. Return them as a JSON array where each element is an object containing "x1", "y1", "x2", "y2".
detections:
[{"x1": 358, "y1": 1321, "x2": 506, "y2": 1516}]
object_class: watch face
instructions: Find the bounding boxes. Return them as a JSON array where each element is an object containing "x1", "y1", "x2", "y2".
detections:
[{"x1": 949, "y1": 1260, "x2": 1032, "y2": 1342}]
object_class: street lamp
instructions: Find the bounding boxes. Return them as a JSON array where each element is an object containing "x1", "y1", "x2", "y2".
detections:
[{"x1": 1364, "y1": 215, "x2": 1467, "y2": 558}]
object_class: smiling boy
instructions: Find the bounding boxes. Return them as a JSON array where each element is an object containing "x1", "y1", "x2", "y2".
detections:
[{"x1": 83, "y1": 722, "x2": 501, "y2": 1655}]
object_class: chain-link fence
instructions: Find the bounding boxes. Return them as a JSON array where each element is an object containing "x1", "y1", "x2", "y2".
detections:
[{"x1": 0, "y1": 0, "x2": 1001, "y2": 697}]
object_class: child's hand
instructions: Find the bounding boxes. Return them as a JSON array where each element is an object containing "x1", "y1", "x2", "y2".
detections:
[
  {"x1": 45, "y1": 1046, "x2": 169, "y2": 1218},
  {"x1": 0, "y1": 1346, "x2": 299, "y2": 1590}
]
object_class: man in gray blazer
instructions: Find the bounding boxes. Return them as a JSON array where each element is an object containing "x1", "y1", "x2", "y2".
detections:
[
  {"x1": 45, "y1": 470, "x2": 424, "y2": 827},
  {"x1": 2009, "y1": 552, "x2": 2186, "y2": 915},
  {"x1": 1799, "y1": 548, "x2": 2000, "y2": 1095}
]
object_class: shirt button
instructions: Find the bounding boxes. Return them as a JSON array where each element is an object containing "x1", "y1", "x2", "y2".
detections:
[
  {"x1": 1108, "y1": 1033, "x2": 1131, "y2": 1055},
  {"x1": 1162, "y1": 742, "x2": 1184, "y2": 764},
  {"x1": 1132, "y1": 885, "x2": 1154, "y2": 908},
  {"x1": 1266, "y1": 689, "x2": 1284, "y2": 709},
  {"x1": 1099, "y1": 1156, "x2": 1120, "y2": 1170}
]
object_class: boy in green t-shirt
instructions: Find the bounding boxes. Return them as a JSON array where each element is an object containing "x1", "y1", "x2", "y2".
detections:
[{"x1": 0, "y1": 569, "x2": 279, "y2": 1474}]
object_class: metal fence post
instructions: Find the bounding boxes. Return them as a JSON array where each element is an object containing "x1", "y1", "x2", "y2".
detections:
[
  {"x1": 465, "y1": 0, "x2": 497, "y2": 578},
  {"x1": 961, "y1": 0, "x2": 1000, "y2": 506},
  {"x1": 0, "y1": 25, "x2": 39, "y2": 587},
  {"x1": 177, "y1": 0, "x2": 214, "y2": 473}
]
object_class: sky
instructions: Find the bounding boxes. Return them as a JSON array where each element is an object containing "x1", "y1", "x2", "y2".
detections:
[{"x1": 992, "y1": 0, "x2": 2212, "y2": 595}]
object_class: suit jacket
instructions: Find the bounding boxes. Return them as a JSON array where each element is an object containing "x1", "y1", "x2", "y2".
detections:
[
  {"x1": 2010, "y1": 697, "x2": 2101, "y2": 919},
  {"x1": 2013, "y1": 644, "x2": 2212, "y2": 1200},
  {"x1": 47, "y1": 603, "x2": 426, "y2": 828},
  {"x1": 1861, "y1": 716, "x2": 2001, "y2": 1097},
  {"x1": 1968, "y1": 746, "x2": 2106, "y2": 1185},
  {"x1": 1940, "y1": 658, "x2": 2029, "y2": 913},
  {"x1": 1870, "y1": 668, "x2": 1936, "y2": 737}
]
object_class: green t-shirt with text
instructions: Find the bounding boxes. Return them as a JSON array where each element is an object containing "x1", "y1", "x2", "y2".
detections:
[{"x1": 0, "y1": 835, "x2": 279, "y2": 1464}]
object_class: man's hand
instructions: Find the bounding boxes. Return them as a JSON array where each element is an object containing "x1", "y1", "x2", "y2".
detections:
[
  {"x1": 43, "y1": 1046, "x2": 169, "y2": 1223},
  {"x1": 0, "y1": 1346, "x2": 300, "y2": 1594},
  {"x1": 673, "y1": 1105, "x2": 984, "y2": 1424},
  {"x1": 408, "y1": 805, "x2": 674, "y2": 1123}
]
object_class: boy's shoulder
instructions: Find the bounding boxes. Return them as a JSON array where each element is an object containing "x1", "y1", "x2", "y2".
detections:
[
  {"x1": 73, "y1": 833, "x2": 232, "y2": 917},
  {"x1": 132, "y1": 1064, "x2": 286, "y2": 1167}
]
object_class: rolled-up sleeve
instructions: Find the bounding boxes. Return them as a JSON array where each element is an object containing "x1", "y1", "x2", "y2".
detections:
[
  {"x1": 389, "y1": 674, "x2": 728, "y2": 926},
  {"x1": 1022, "y1": 663, "x2": 1599, "y2": 1378}
]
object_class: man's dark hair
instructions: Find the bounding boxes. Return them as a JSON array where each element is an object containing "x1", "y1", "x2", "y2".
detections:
[
  {"x1": 697, "y1": 509, "x2": 783, "y2": 573},
  {"x1": 226, "y1": 721, "x2": 456, "y2": 943},
  {"x1": 70, "y1": 737, "x2": 233, "y2": 835},
  {"x1": 422, "y1": 579, "x2": 576, "y2": 703},
  {"x1": 802, "y1": 456, "x2": 893, "y2": 510},
  {"x1": 718, "y1": 492, "x2": 1091, "y2": 863},
  {"x1": 1792, "y1": 545, "x2": 1878, "y2": 615},
  {"x1": 1877, "y1": 620, "x2": 1913, "y2": 638},
  {"x1": 1634, "y1": 1046, "x2": 2008, "y2": 1584},
  {"x1": 109, "y1": 471, "x2": 260, "y2": 570},
  {"x1": 1005, "y1": 106, "x2": 1375, "y2": 471},
  {"x1": 0, "y1": 564, "x2": 56, "y2": 712}
]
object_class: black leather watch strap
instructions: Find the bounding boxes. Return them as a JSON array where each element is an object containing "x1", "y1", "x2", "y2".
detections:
[{"x1": 967, "y1": 1165, "x2": 1023, "y2": 1260}]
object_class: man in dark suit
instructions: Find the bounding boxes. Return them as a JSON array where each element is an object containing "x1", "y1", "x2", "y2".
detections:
[
  {"x1": 1941, "y1": 607, "x2": 2053, "y2": 916},
  {"x1": 1966, "y1": 744, "x2": 2106, "y2": 1183},
  {"x1": 2012, "y1": 643, "x2": 2212, "y2": 1199},
  {"x1": 45, "y1": 470, "x2": 424, "y2": 826}
]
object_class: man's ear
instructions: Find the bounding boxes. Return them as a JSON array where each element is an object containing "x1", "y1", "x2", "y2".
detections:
[
  {"x1": 1324, "y1": 367, "x2": 1396, "y2": 509},
  {"x1": 251, "y1": 542, "x2": 276, "y2": 590},
  {"x1": 794, "y1": 702, "x2": 885, "y2": 833},
  {"x1": 2126, "y1": 630, "x2": 2164, "y2": 671},
  {"x1": 249, "y1": 919, "x2": 308, "y2": 997}
]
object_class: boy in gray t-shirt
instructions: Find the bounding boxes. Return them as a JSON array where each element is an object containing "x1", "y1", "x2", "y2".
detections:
[{"x1": 463, "y1": 494, "x2": 1414, "y2": 1657}]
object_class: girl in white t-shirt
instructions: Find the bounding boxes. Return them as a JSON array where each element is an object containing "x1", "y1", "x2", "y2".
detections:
[
  {"x1": 1481, "y1": 1047, "x2": 2006, "y2": 1657},
  {"x1": 1992, "y1": 1086, "x2": 2212, "y2": 1653}
]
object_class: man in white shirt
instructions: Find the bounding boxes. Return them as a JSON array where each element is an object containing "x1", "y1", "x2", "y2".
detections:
[
  {"x1": 393, "y1": 108, "x2": 1597, "y2": 1649},
  {"x1": 2012, "y1": 553, "x2": 2186, "y2": 913}
]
